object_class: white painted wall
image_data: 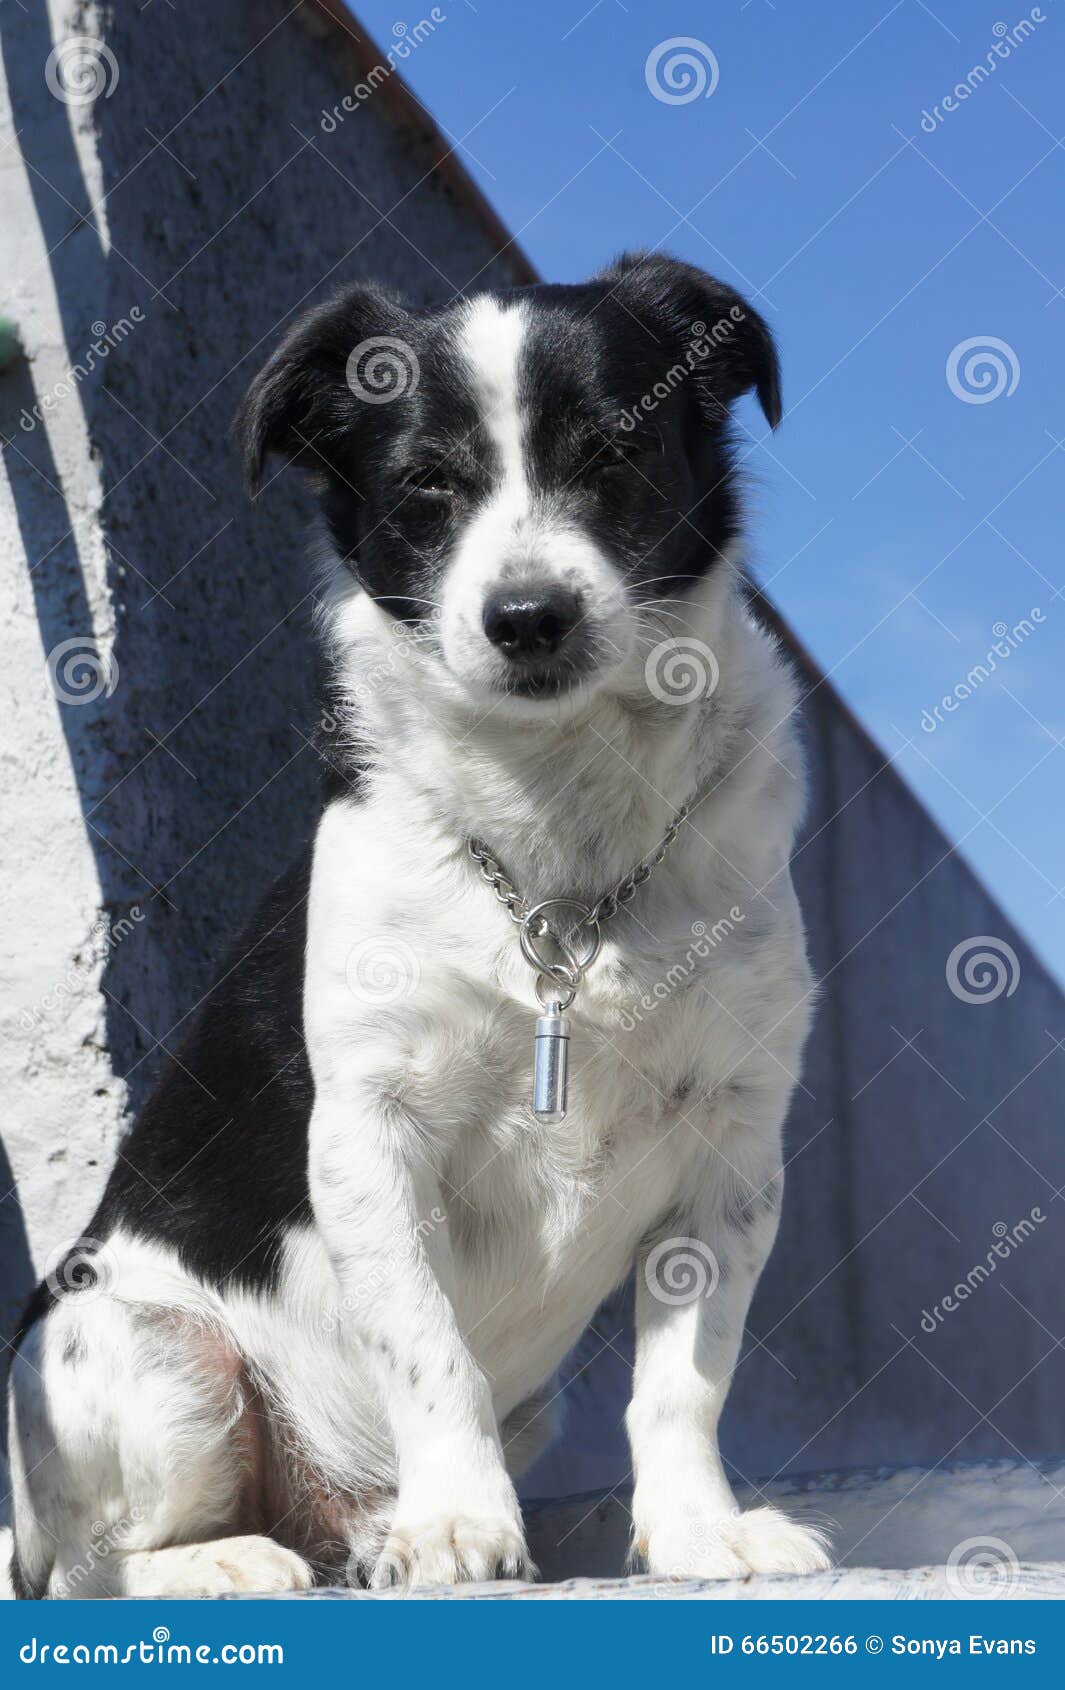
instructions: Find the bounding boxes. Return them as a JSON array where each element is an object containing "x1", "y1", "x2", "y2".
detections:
[{"x1": 1, "y1": 0, "x2": 127, "y2": 1337}]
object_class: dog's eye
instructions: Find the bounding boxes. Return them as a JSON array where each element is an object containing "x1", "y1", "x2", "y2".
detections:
[
  {"x1": 584, "y1": 452, "x2": 629, "y2": 488},
  {"x1": 394, "y1": 476, "x2": 459, "y2": 540},
  {"x1": 405, "y1": 472, "x2": 459, "y2": 502}
]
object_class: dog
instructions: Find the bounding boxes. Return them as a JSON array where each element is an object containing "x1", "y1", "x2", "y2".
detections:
[{"x1": 6, "y1": 253, "x2": 829, "y2": 1597}]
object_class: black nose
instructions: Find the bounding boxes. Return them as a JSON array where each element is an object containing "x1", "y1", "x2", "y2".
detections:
[{"x1": 482, "y1": 586, "x2": 580, "y2": 660}]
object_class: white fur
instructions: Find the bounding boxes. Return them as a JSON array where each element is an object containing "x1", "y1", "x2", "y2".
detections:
[{"x1": 8, "y1": 299, "x2": 829, "y2": 1595}]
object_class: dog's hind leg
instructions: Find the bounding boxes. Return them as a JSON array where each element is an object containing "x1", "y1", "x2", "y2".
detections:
[{"x1": 7, "y1": 1286, "x2": 312, "y2": 1599}]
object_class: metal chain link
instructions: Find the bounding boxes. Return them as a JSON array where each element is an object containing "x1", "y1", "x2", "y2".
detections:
[
  {"x1": 466, "y1": 841, "x2": 531, "y2": 926},
  {"x1": 467, "y1": 787, "x2": 698, "y2": 1000},
  {"x1": 585, "y1": 796, "x2": 693, "y2": 927}
]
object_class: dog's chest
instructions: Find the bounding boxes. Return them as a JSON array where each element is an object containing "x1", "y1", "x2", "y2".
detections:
[
  {"x1": 313, "y1": 799, "x2": 766, "y2": 1203},
  {"x1": 397, "y1": 891, "x2": 732, "y2": 1251}
]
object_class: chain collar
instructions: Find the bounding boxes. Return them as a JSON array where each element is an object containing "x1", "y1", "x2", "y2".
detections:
[{"x1": 467, "y1": 789, "x2": 698, "y2": 1010}]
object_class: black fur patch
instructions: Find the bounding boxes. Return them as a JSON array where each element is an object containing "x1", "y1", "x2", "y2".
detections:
[{"x1": 82, "y1": 852, "x2": 319, "y2": 1295}]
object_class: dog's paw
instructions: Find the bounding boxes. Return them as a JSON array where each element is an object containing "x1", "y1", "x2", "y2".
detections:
[
  {"x1": 637, "y1": 1517, "x2": 748, "y2": 1581},
  {"x1": 728, "y1": 1506, "x2": 832, "y2": 1576},
  {"x1": 370, "y1": 1516, "x2": 535, "y2": 1589},
  {"x1": 639, "y1": 1506, "x2": 831, "y2": 1582},
  {"x1": 116, "y1": 1536, "x2": 314, "y2": 1598}
]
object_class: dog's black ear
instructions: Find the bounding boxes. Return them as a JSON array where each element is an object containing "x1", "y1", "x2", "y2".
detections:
[
  {"x1": 602, "y1": 252, "x2": 782, "y2": 429},
  {"x1": 236, "y1": 282, "x2": 406, "y2": 493}
]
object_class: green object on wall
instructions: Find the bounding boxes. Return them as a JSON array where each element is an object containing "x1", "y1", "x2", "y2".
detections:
[{"x1": 0, "y1": 316, "x2": 23, "y2": 372}]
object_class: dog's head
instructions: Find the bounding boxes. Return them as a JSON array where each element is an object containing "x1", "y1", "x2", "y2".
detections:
[{"x1": 238, "y1": 254, "x2": 779, "y2": 711}]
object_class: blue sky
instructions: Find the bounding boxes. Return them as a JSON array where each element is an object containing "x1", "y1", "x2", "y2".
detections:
[{"x1": 354, "y1": 0, "x2": 1065, "y2": 983}]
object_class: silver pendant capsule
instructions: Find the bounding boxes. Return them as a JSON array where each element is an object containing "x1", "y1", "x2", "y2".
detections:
[{"x1": 533, "y1": 1001, "x2": 570, "y2": 1123}]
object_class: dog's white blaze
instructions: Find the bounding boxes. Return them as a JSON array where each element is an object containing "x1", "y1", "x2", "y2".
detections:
[
  {"x1": 459, "y1": 295, "x2": 529, "y2": 503},
  {"x1": 438, "y1": 298, "x2": 536, "y2": 684},
  {"x1": 439, "y1": 294, "x2": 633, "y2": 699}
]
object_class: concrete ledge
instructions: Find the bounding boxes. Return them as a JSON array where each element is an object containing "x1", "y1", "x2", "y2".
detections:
[{"x1": 223, "y1": 1563, "x2": 1065, "y2": 1599}]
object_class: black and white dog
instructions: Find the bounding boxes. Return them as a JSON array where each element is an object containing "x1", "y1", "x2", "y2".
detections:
[{"x1": 7, "y1": 254, "x2": 828, "y2": 1597}]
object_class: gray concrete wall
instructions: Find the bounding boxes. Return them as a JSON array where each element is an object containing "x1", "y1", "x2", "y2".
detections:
[{"x1": 2, "y1": 1, "x2": 1063, "y2": 1512}]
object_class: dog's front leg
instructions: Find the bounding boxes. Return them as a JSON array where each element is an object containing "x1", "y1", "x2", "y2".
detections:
[
  {"x1": 309, "y1": 1082, "x2": 530, "y2": 1588},
  {"x1": 626, "y1": 1150, "x2": 831, "y2": 1581}
]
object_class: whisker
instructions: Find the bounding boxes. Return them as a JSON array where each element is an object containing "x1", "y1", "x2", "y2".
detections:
[
  {"x1": 624, "y1": 575, "x2": 691, "y2": 593},
  {"x1": 645, "y1": 611, "x2": 696, "y2": 632}
]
